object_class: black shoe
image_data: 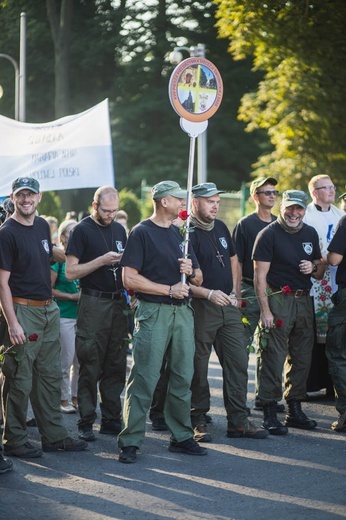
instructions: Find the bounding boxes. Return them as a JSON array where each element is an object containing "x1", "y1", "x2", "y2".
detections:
[
  {"x1": 4, "y1": 441, "x2": 42, "y2": 458},
  {"x1": 78, "y1": 424, "x2": 96, "y2": 442},
  {"x1": 42, "y1": 436, "x2": 88, "y2": 452},
  {"x1": 100, "y1": 419, "x2": 122, "y2": 436},
  {"x1": 254, "y1": 400, "x2": 285, "y2": 413},
  {"x1": 152, "y1": 418, "x2": 168, "y2": 431},
  {"x1": 169, "y1": 437, "x2": 207, "y2": 456},
  {"x1": 0, "y1": 454, "x2": 13, "y2": 474},
  {"x1": 119, "y1": 446, "x2": 138, "y2": 463},
  {"x1": 262, "y1": 403, "x2": 288, "y2": 435},
  {"x1": 193, "y1": 424, "x2": 212, "y2": 443},
  {"x1": 205, "y1": 414, "x2": 213, "y2": 424},
  {"x1": 285, "y1": 400, "x2": 317, "y2": 430}
]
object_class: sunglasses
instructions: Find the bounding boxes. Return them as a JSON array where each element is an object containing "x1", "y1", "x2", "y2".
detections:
[{"x1": 256, "y1": 190, "x2": 279, "y2": 196}]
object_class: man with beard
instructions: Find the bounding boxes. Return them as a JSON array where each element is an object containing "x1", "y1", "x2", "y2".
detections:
[
  {"x1": 253, "y1": 190, "x2": 324, "y2": 434},
  {"x1": 66, "y1": 186, "x2": 128, "y2": 442},
  {"x1": 188, "y1": 182, "x2": 268, "y2": 442},
  {"x1": 117, "y1": 181, "x2": 205, "y2": 463},
  {"x1": 0, "y1": 177, "x2": 87, "y2": 458}
]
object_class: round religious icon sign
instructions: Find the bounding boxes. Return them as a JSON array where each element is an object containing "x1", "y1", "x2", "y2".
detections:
[{"x1": 169, "y1": 56, "x2": 223, "y2": 123}]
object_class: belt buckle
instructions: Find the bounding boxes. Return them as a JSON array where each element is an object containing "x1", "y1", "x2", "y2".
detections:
[{"x1": 294, "y1": 289, "x2": 303, "y2": 298}]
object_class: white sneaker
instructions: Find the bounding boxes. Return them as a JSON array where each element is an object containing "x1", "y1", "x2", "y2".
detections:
[{"x1": 60, "y1": 403, "x2": 76, "y2": 414}]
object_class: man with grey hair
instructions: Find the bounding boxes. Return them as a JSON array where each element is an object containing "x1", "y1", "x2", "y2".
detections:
[
  {"x1": 304, "y1": 175, "x2": 343, "y2": 397},
  {"x1": 253, "y1": 190, "x2": 324, "y2": 434},
  {"x1": 117, "y1": 181, "x2": 205, "y2": 463}
]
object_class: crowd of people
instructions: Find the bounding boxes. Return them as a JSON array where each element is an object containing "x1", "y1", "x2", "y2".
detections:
[{"x1": 0, "y1": 174, "x2": 345, "y2": 473}]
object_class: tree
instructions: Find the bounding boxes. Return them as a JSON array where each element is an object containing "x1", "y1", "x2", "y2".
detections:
[{"x1": 215, "y1": 0, "x2": 346, "y2": 190}]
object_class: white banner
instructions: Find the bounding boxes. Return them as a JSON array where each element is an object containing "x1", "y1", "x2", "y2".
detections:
[{"x1": 0, "y1": 99, "x2": 114, "y2": 196}]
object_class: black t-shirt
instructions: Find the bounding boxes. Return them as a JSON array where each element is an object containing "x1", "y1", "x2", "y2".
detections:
[
  {"x1": 252, "y1": 220, "x2": 322, "y2": 290},
  {"x1": 232, "y1": 212, "x2": 276, "y2": 281},
  {"x1": 189, "y1": 219, "x2": 236, "y2": 293},
  {"x1": 120, "y1": 219, "x2": 198, "y2": 304},
  {"x1": 328, "y1": 214, "x2": 346, "y2": 286},
  {"x1": 0, "y1": 216, "x2": 53, "y2": 299},
  {"x1": 66, "y1": 216, "x2": 127, "y2": 292}
]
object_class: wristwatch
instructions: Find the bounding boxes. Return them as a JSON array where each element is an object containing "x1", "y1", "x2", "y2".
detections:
[{"x1": 312, "y1": 263, "x2": 318, "y2": 273}]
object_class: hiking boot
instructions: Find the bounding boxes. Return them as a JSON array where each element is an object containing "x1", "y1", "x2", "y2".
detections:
[
  {"x1": 227, "y1": 420, "x2": 269, "y2": 439},
  {"x1": 193, "y1": 424, "x2": 212, "y2": 443},
  {"x1": 78, "y1": 424, "x2": 96, "y2": 442},
  {"x1": 331, "y1": 412, "x2": 346, "y2": 432},
  {"x1": 285, "y1": 400, "x2": 317, "y2": 430},
  {"x1": 169, "y1": 437, "x2": 207, "y2": 456},
  {"x1": 119, "y1": 446, "x2": 138, "y2": 463},
  {"x1": 42, "y1": 436, "x2": 88, "y2": 452},
  {"x1": 4, "y1": 441, "x2": 42, "y2": 458},
  {"x1": 262, "y1": 402, "x2": 288, "y2": 435},
  {"x1": 151, "y1": 418, "x2": 168, "y2": 431},
  {"x1": 254, "y1": 399, "x2": 285, "y2": 413},
  {"x1": 0, "y1": 454, "x2": 13, "y2": 474},
  {"x1": 99, "y1": 419, "x2": 122, "y2": 436}
]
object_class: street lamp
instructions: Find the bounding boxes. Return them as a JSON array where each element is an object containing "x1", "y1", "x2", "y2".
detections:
[
  {"x1": 0, "y1": 53, "x2": 19, "y2": 120},
  {"x1": 169, "y1": 43, "x2": 207, "y2": 184}
]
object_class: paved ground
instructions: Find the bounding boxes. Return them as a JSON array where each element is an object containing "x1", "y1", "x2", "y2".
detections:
[{"x1": 1, "y1": 352, "x2": 345, "y2": 520}]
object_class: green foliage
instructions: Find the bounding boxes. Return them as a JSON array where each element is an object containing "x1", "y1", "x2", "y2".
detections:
[
  {"x1": 118, "y1": 188, "x2": 141, "y2": 229},
  {"x1": 215, "y1": 0, "x2": 346, "y2": 191},
  {"x1": 38, "y1": 191, "x2": 64, "y2": 222}
]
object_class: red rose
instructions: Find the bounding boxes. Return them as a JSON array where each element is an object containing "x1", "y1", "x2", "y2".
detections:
[
  {"x1": 28, "y1": 333, "x2": 39, "y2": 341},
  {"x1": 325, "y1": 286, "x2": 332, "y2": 292},
  {"x1": 320, "y1": 294, "x2": 326, "y2": 301},
  {"x1": 321, "y1": 279, "x2": 327, "y2": 286},
  {"x1": 241, "y1": 300, "x2": 247, "y2": 308},
  {"x1": 281, "y1": 285, "x2": 291, "y2": 294},
  {"x1": 275, "y1": 318, "x2": 283, "y2": 328},
  {"x1": 178, "y1": 210, "x2": 189, "y2": 221},
  {"x1": 127, "y1": 289, "x2": 135, "y2": 296}
]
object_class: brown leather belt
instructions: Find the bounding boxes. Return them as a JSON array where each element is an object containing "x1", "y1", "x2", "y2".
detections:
[
  {"x1": 269, "y1": 286, "x2": 309, "y2": 298},
  {"x1": 13, "y1": 297, "x2": 52, "y2": 307}
]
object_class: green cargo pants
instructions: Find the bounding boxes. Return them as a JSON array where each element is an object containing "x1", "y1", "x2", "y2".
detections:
[
  {"x1": 118, "y1": 301, "x2": 195, "y2": 448},
  {"x1": 1, "y1": 301, "x2": 68, "y2": 449}
]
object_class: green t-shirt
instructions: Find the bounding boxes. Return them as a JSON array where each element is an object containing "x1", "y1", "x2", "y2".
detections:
[{"x1": 51, "y1": 262, "x2": 79, "y2": 319}]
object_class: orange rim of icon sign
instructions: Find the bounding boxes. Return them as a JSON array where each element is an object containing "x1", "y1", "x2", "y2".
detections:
[{"x1": 169, "y1": 56, "x2": 223, "y2": 123}]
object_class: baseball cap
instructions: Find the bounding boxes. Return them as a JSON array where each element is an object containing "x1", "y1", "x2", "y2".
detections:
[
  {"x1": 151, "y1": 181, "x2": 187, "y2": 200},
  {"x1": 250, "y1": 177, "x2": 277, "y2": 196},
  {"x1": 192, "y1": 182, "x2": 225, "y2": 198},
  {"x1": 281, "y1": 190, "x2": 308, "y2": 209},
  {"x1": 12, "y1": 177, "x2": 40, "y2": 195}
]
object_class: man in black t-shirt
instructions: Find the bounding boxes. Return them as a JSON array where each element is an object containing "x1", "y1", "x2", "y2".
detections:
[
  {"x1": 0, "y1": 177, "x2": 87, "y2": 458},
  {"x1": 66, "y1": 186, "x2": 128, "y2": 442},
  {"x1": 117, "y1": 180, "x2": 206, "y2": 463},
  {"x1": 189, "y1": 182, "x2": 269, "y2": 441},
  {"x1": 326, "y1": 214, "x2": 346, "y2": 432},
  {"x1": 233, "y1": 176, "x2": 282, "y2": 412},
  {"x1": 253, "y1": 190, "x2": 324, "y2": 435}
]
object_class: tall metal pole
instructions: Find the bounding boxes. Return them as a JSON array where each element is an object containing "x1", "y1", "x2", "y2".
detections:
[
  {"x1": 19, "y1": 12, "x2": 26, "y2": 122},
  {"x1": 0, "y1": 54, "x2": 19, "y2": 120}
]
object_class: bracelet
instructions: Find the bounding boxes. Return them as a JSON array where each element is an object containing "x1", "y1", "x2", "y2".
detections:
[
  {"x1": 207, "y1": 290, "x2": 214, "y2": 301},
  {"x1": 169, "y1": 286, "x2": 173, "y2": 298}
]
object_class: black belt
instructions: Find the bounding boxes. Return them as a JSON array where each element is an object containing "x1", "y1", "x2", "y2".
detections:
[
  {"x1": 269, "y1": 285, "x2": 309, "y2": 298},
  {"x1": 242, "y1": 278, "x2": 254, "y2": 287},
  {"x1": 82, "y1": 288, "x2": 124, "y2": 301}
]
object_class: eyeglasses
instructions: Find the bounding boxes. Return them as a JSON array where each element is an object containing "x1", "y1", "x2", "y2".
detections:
[
  {"x1": 314, "y1": 185, "x2": 336, "y2": 191},
  {"x1": 15, "y1": 192, "x2": 38, "y2": 200},
  {"x1": 256, "y1": 190, "x2": 279, "y2": 196}
]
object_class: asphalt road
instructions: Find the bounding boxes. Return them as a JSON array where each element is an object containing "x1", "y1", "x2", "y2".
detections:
[{"x1": 1, "y1": 352, "x2": 345, "y2": 520}]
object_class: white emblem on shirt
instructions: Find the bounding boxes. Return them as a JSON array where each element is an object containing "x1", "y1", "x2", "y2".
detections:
[
  {"x1": 303, "y1": 242, "x2": 313, "y2": 255},
  {"x1": 116, "y1": 241, "x2": 124, "y2": 252},
  {"x1": 41, "y1": 239, "x2": 50, "y2": 254},
  {"x1": 219, "y1": 237, "x2": 228, "y2": 250}
]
